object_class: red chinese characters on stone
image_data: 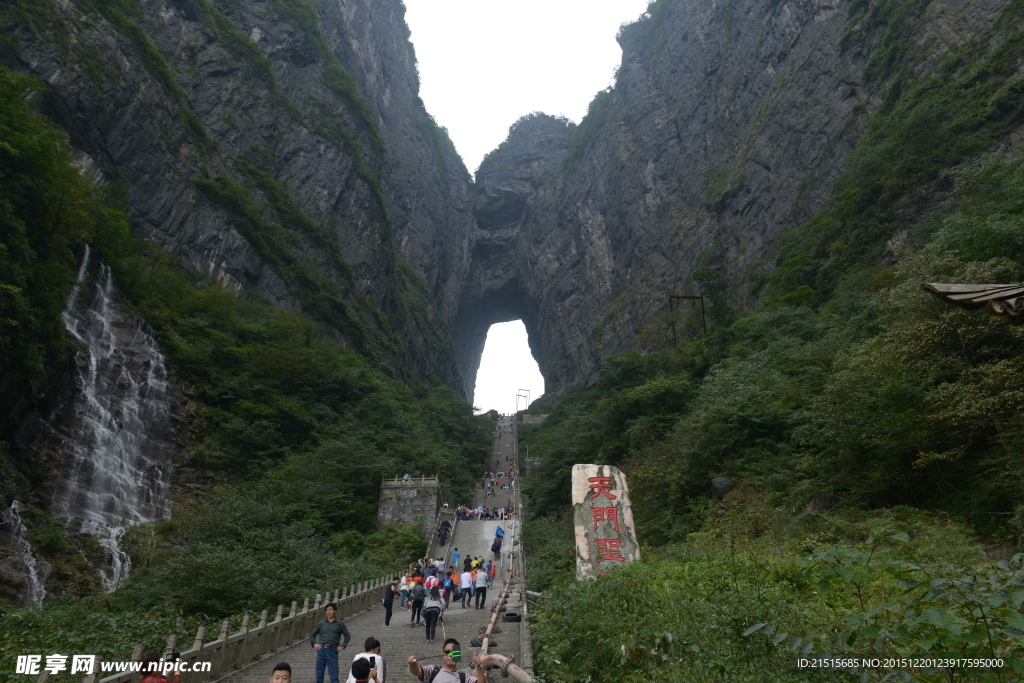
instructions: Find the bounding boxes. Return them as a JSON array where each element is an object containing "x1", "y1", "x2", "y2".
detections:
[
  {"x1": 587, "y1": 477, "x2": 617, "y2": 500},
  {"x1": 591, "y1": 507, "x2": 620, "y2": 532},
  {"x1": 594, "y1": 538, "x2": 626, "y2": 562}
]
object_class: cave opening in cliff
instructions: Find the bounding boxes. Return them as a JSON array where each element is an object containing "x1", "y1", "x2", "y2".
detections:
[{"x1": 473, "y1": 321, "x2": 545, "y2": 415}]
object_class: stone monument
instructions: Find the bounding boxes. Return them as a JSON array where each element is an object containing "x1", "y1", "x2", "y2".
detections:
[{"x1": 571, "y1": 464, "x2": 639, "y2": 579}]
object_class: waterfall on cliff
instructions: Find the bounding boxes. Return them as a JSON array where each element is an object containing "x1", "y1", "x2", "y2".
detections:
[
  {"x1": 53, "y1": 247, "x2": 174, "y2": 591},
  {"x1": 1, "y1": 501, "x2": 51, "y2": 608}
]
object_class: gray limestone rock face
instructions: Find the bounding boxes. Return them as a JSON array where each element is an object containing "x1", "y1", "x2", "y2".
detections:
[
  {"x1": 4, "y1": 0, "x2": 475, "y2": 390},
  {"x1": 450, "y1": 0, "x2": 1016, "y2": 400},
  {"x1": 711, "y1": 476, "x2": 735, "y2": 500},
  {"x1": 5, "y1": 0, "x2": 1017, "y2": 409},
  {"x1": 452, "y1": 114, "x2": 572, "y2": 399}
]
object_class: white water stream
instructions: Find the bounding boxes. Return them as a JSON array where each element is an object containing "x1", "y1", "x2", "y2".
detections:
[
  {"x1": 1, "y1": 501, "x2": 50, "y2": 608},
  {"x1": 53, "y1": 247, "x2": 174, "y2": 591}
]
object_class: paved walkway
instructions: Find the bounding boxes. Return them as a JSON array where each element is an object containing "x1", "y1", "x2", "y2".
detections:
[{"x1": 222, "y1": 417, "x2": 524, "y2": 683}]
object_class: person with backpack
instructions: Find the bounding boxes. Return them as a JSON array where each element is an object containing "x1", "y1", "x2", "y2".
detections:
[
  {"x1": 408, "y1": 581, "x2": 426, "y2": 626},
  {"x1": 473, "y1": 565, "x2": 488, "y2": 609},
  {"x1": 421, "y1": 585, "x2": 445, "y2": 644},
  {"x1": 491, "y1": 537, "x2": 502, "y2": 561},
  {"x1": 441, "y1": 571, "x2": 456, "y2": 608},
  {"x1": 406, "y1": 638, "x2": 485, "y2": 683}
]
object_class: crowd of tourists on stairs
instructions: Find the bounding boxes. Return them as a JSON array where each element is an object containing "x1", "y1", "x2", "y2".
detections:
[{"x1": 245, "y1": 635, "x2": 487, "y2": 683}]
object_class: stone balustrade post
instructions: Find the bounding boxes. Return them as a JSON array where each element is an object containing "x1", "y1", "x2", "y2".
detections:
[
  {"x1": 273, "y1": 605, "x2": 284, "y2": 650},
  {"x1": 164, "y1": 634, "x2": 178, "y2": 658},
  {"x1": 184, "y1": 627, "x2": 205, "y2": 683},
  {"x1": 236, "y1": 614, "x2": 250, "y2": 668},
  {"x1": 215, "y1": 619, "x2": 230, "y2": 676},
  {"x1": 81, "y1": 656, "x2": 103, "y2": 683},
  {"x1": 286, "y1": 602, "x2": 298, "y2": 644},
  {"x1": 254, "y1": 609, "x2": 268, "y2": 657}
]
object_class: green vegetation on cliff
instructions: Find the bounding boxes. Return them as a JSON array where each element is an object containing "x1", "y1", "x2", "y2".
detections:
[
  {"x1": 0, "y1": 66, "x2": 489, "y2": 670},
  {"x1": 522, "y1": 2, "x2": 1024, "y2": 681},
  {"x1": 0, "y1": 69, "x2": 130, "y2": 408}
]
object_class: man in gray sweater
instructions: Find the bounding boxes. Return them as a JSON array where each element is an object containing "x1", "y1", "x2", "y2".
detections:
[{"x1": 310, "y1": 603, "x2": 352, "y2": 683}]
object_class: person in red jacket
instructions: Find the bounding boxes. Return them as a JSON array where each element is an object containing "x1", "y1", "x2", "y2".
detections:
[{"x1": 138, "y1": 653, "x2": 180, "y2": 683}]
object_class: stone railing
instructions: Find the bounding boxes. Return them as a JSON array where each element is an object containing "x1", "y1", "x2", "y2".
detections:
[
  {"x1": 75, "y1": 574, "x2": 398, "y2": 683},
  {"x1": 424, "y1": 507, "x2": 456, "y2": 565}
]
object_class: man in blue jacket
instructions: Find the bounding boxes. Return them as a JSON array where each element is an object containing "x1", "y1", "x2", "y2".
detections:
[{"x1": 310, "y1": 603, "x2": 351, "y2": 683}]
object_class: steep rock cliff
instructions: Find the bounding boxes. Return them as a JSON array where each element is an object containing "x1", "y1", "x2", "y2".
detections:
[
  {"x1": 3, "y1": 0, "x2": 476, "y2": 388},
  {"x1": 454, "y1": 0, "x2": 1023, "y2": 398}
]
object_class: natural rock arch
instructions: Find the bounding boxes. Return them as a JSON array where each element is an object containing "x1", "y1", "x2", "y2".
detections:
[{"x1": 451, "y1": 114, "x2": 572, "y2": 403}]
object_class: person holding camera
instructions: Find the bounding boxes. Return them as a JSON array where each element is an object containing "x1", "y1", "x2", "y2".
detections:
[
  {"x1": 309, "y1": 603, "x2": 351, "y2": 683},
  {"x1": 406, "y1": 638, "x2": 486, "y2": 683},
  {"x1": 349, "y1": 657, "x2": 380, "y2": 683},
  {"x1": 345, "y1": 637, "x2": 385, "y2": 683}
]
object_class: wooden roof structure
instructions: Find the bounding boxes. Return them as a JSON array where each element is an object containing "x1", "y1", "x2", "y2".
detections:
[{"x1": 920, "y1": 283, "x2": 1024, "y2": 324}]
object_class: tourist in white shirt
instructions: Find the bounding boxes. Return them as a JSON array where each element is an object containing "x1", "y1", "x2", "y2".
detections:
[
  {"x1": 346, "y1": 638, "x2": 385, "y2": 683},
  {"x1": 459, "y1": 570, "x2": 473, "y2": 608}
]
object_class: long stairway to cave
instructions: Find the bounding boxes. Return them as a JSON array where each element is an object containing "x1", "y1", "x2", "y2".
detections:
[{"x1": 220, "y1": 417, "x2": 526, "y2": 682}]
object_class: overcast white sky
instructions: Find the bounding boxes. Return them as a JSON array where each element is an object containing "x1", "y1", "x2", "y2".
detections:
[
  {"x1": 403, "y1": 0, "x2": 651, "y2": 173},
  {"x1": 403, "y1": 0, "x2": 651, "y2": 414}
]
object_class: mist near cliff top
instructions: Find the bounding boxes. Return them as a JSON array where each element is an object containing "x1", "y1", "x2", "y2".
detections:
[{"x1": 403, "y1": 0, "x2": 650, "y2": 175}]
